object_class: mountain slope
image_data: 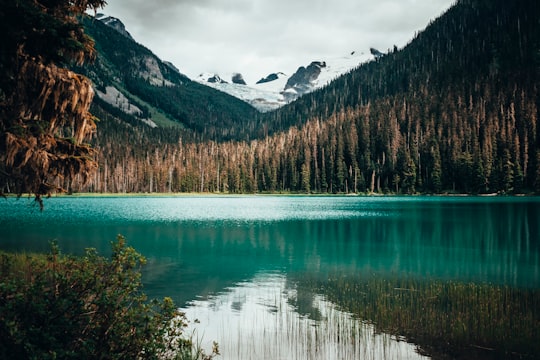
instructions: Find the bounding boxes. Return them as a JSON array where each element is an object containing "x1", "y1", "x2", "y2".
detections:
[
  {"x1": 255, "y1": 0, "x2": 540, "y2": 137},
  {"x1": 248, "y1": 0, "x2": 540, "y2": 192},
  {"x1": 76, "y1": 15, "x2": 258, "y2": 140}
]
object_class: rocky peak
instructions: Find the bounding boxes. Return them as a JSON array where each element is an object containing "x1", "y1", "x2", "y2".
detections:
[
  {"x1": 283, "y1": 61, "x2": 327, "y2": 100},
  {"x1": 256, "y1": 72, "x2": 286, "y2": 85},
  {"x1": 232, "y1": 73, "x2": 247, "y2": 85},
  {"x1": 207, "y1": 74, "x2": 227, "y2": 84},
  {"x1": 95, "y1": 13, "x2": 134, "y2": 40},
  {"x1": 370, "y1": 47, "x2": 384, "y2": 58}
]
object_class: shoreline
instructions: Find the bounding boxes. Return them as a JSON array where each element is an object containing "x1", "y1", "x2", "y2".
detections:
[{"x1": 4, "y1": 191, "x2": 538, "y2": 199}]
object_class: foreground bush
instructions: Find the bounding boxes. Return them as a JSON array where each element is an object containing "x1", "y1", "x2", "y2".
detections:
[{"x1": 0, "y1": 236, "x2": 217, "y2": 359}]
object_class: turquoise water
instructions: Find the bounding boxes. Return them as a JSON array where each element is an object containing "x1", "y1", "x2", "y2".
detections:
[{"x1": 1, "y1": 196, "x2": 539, "y2": 359}]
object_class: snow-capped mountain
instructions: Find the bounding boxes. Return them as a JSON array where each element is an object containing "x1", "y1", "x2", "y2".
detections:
[
  {"x1": 83, "y1": 13, "x2": 258, "y2": 135},
  {"x1": 94, "y1": 12, "x2": 375, "y2": 113},
  {"x1": 196, "y1": 51, "x2": 373, "y2": 112}
]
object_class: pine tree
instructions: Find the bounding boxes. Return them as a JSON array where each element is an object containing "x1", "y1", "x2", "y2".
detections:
[
  {"x1": 502, "y1": 149, "x2": 514, "y2": 193},
  {"x1": 535, "y1": 150, "x2": 540, "y2": 194},
  {"x1": 0, "y1": 0, "x2": 106, "y2": 206},
  {"x1": 431, "y1": 145, "x2": 443, "y2": 193}
]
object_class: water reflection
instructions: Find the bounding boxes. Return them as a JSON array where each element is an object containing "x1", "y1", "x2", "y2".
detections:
[
  {"x1": 181, "y1": 271, "x2": 427, "y2": 360},
  {"x1": 1, "y1": 197, "x2": 538, "y2": 302},
  {"x1": 1, "y1": 196, "x2": 539, "y2": 359},
  {"x1": 140, "y1": 199, "x2": 539, "y2": 304}
]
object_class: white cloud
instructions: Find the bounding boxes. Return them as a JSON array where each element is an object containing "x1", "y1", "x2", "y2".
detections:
[{"x1": 100, "y1": 0, "x2": 454, "y2": 84}]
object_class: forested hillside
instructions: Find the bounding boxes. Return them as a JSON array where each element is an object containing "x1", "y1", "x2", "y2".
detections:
[{"x1": 77, "y1": 0, "x2": 539, "y2": 195}]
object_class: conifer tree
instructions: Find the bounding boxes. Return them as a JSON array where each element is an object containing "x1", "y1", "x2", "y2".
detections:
[{"x1": 0, "y1": 0, "x2": 106, "y2": 206}]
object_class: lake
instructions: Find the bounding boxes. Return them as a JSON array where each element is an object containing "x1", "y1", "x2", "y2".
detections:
[{"x1": 1, "y1": 195, "x2": 539, "y2": 359}]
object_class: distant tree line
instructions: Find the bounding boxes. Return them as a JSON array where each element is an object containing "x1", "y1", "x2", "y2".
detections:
[
  {"x1": 76, "y1": 78, "x2": 538, "y2": 194},
  {"x1": 53, "y1": 0, "x2": 538, "y2": 195},
  {"x1": 3, "y1": 0, "x2": 539, "y2": 196}
]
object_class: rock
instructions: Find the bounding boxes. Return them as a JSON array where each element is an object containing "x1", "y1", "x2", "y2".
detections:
[{"x1": 232, "y1": 73, "x2": 247, "y2": 85}]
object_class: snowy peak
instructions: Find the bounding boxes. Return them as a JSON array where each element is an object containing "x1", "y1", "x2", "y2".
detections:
[
  {"x1": 279, "y1": 51, "x2": 373, "y2": 102},
  {"x1": 284, "y1": 61, "x2": 327, "y2": 101},
  {"x1": 286, "y1": 61, "x2": 327, "y2": 89},
  {"x1": 196, "y1": 72, "x2": 287, "y2": 112},
  {"x1": 195, "y1": 51, "x2": 374, "y2": 112},
  {"x1": 299, "y1": 51, "x2": 371, "y2": 87}
]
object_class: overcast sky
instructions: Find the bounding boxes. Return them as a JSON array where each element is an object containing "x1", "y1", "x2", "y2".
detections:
[{"x1": 100, "y1": 0, "x2": 455, "y2": 84}]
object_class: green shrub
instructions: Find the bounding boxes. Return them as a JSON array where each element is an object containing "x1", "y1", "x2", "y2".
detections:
[{"x1": 0, "y1": 235, "x2": 218, "y2": 359}]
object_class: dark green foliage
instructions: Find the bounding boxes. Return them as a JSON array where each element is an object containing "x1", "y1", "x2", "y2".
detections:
[
  {"x1": 0, "y1": 236, "x2": 215, "y2": 359},
  {"x1": 0, "y1": 0, "x2": 104, "y2": 97}
]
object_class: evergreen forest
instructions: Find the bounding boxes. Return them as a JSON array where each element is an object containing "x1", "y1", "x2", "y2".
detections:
[{"x1": 41, "y1": 0, "x2": 540, "y2": 195}]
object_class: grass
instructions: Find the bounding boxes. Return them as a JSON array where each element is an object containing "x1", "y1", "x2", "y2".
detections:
[
  {"x1": 294, "y1": 272, "x2": 540, "y2": 359},
  {"x1": 0, "y1": 251, "x2": 47, "y2": 284},
  {"x1": 182, "y1": 272, "x2": 424, "y2": 360}
]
